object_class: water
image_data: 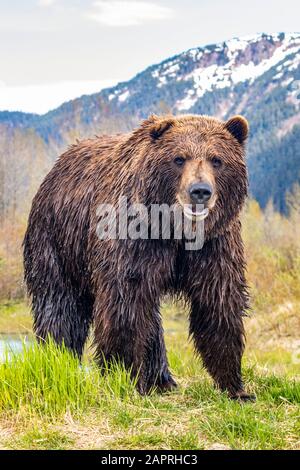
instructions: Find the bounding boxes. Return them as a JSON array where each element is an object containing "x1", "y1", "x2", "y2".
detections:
[{"x1": 0, "y1": 334, "x2": 32, "y2": 361}]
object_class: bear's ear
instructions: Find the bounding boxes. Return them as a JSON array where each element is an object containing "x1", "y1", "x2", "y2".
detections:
[
  {"x1": 224, "y1": 115, "x2": 249, "y2": 144},
  {"x1": 142, "y1": 115, "x2": 175, "y2": 140}
]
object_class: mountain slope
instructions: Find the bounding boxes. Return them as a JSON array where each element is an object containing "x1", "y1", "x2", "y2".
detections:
[{"x1": 1, "y1": 32, "x2": 300, "y2": 216}]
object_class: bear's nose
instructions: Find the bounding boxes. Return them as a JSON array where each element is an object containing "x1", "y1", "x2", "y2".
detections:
[{"x1": 189, "y1": 182, "x2": 213, "y2": 204}]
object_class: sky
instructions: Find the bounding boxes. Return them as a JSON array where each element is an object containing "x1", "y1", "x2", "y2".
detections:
[{"x1": 1, "y1": 0, "x2": 300, "y2": 113}]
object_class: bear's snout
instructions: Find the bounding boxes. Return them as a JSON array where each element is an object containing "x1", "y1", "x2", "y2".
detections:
[{"x1": 189, "y1": 182, "x2": 213, "y2": 205}]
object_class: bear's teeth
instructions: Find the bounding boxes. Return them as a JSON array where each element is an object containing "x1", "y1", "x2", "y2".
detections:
[{"x1": 183, "y1": 207, "x2": 209, "y2": 221}]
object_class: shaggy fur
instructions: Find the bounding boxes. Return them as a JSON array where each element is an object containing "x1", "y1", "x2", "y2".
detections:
[{"x1": 23, "y1": 114, "x2": 255, "y2": 400}]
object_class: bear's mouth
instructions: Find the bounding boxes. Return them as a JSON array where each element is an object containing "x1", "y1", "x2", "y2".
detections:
[
  {"x1": 183, "y1": 205, "x2": 209, "y2": 221},
  {"x1": 177, "y1": 197, "x2": 210, "y2": 221}
]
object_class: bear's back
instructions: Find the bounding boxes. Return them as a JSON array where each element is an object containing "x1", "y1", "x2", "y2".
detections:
[{"x1": 25, "y1": 133, "x2": 126, "y2": 277}]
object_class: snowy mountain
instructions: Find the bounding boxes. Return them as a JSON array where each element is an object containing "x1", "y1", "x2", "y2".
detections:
[
  {"x1": 1, "y1": 32, "x2": 300, "y2": 216},
  {"x1": 108, "y1": 32, "x2": 300, "y2": 113}
]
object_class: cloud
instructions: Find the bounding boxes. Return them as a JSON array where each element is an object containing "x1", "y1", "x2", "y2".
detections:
[
  {"x1": 0, "y1": 80, "x2": 119, "y2": 114},
  {"x1": 37, "y1": 0, "x2": 57, "y2": 7},
  {"x1": 86, "y1": 1, "x2": 173, "y2": 27}
]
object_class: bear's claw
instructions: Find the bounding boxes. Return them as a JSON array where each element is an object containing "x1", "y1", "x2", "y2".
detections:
[
  {"x1": 156, "y1": 378, "x2": 178, "y2": 394},
  {"x1": 230, "y1": 391, "x2": 256, "y2": 402}
]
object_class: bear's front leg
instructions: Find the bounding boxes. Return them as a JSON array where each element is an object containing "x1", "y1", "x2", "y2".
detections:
[
  {"x1": 93, "y1": 287, "x2": 176, "y2": 395},
  {"x1": 143, "y1": 308, "x2": 177, "y2": 394},
  {"x1": 189, "y1": 300, "x2": 255, "y2": 400},
  {"x1": 186, "y1": 228, "x2": 255, "y2": 401}
]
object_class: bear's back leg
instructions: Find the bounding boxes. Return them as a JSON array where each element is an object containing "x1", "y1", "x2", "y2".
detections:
[
  {"x1": 92, "y1": 284, "x2": 176, "y2": 394},
  {"x1": 32, "y1": 288, "x2": 94, "y2": 357},
  {"x1": 24, "y1": 225, "x2": 94, "y2": 358}
]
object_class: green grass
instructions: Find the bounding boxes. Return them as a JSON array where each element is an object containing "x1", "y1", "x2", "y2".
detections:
[
  {"x1": 0, "y1": 330, "x2": 299, "y2": 450},
  {"x1": 7, "y1": 427, "x2": 75, "y2": 450},
  {"x1": 0, "y1": 338, "x2": 139, "y2": 416},
  {"x1": 0, "y1": 300, "x2": 299, "y2": 450}
]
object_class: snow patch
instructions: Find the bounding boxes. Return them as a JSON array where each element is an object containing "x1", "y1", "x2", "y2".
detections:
[
  {"x1": 151, "y1": 60, "x2": 181, "y2": 87},
  {"x1": 274, "y1": 71, "x2": 284, "y2": 80},
  {"x1": 118, "y1": 90, "x2": 130, "y2": 102},
  {"x1": 177, "y1": 33, "x2": 300, "y2": 110},
  {"x1": 282, "y1": 77, "x2": 294, "y2": 86},
  {"x1": 177, "y1": 90, "x2": 197, "y2": 111}
]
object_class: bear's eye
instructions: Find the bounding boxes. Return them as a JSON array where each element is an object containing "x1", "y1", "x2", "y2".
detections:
[
  {"x1": 173, "y1": 156, "x2": 185, "y2": 167},
  {"x1": 211, "y1": 157, "x2": 222, "y2": 169}
]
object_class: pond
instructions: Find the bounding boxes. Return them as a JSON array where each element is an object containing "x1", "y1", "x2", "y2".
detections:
[{"x1": 0, "y1": 334, "x2": 32, "y2": 361}]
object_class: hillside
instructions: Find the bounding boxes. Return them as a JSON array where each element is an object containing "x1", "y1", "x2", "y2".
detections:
[{"x1": 1, "y1": 32, "x2": 300, "y2": 216}]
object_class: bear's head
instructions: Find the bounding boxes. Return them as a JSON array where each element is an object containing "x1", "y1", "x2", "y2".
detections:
[{"x1": 127, "y1": 114, "x2": 248, "y2": 237}]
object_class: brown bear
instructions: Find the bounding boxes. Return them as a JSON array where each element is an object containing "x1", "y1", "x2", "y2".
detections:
[{"x1": 23, "y1": 114, "x2": 255, "y2": 401}]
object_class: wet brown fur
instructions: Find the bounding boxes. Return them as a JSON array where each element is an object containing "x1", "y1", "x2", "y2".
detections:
[{"x1": 23, "y1": 114, "x2": 254, "y2": 400}]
